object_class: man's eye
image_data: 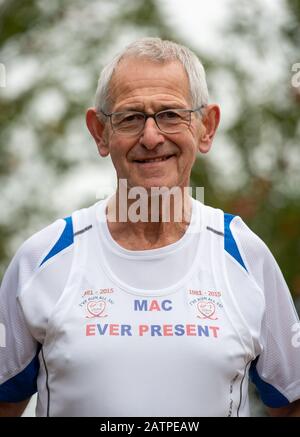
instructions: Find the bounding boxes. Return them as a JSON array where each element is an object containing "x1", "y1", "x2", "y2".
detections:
[
  {"x1": 119, "y1": 113, "x2": 143, "y2": 123},
  {"x1": 159, "y1": 111, "x2": 181, "y2": 120}
]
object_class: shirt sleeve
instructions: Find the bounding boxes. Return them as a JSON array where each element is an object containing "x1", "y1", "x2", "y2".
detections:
[
  {"x1": 0, "y1": 245, "x2": 40, "y2": 402},
  {"x1": 231, "y1": 216, "x2": 300, "y2": 407},
  {"x1": 0, "y1": 218, "x2": 73, "y2": 402}
]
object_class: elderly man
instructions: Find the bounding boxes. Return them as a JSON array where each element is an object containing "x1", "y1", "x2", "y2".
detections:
[{"x1": 0, "y1": 38, "x2": 300, "y2": 417}]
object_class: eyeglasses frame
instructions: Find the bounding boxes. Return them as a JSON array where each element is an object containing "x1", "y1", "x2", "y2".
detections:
[{"x1": 99, "y1": 105, "x2": 206, "y2": 135}]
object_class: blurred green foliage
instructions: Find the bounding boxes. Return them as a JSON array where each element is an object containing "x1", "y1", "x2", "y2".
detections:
[
  {"x1": 0, "y1": 0, "x2": 299, "y2": 307},
  {"x1": 191, "y1": 0, "x2": 300, "y2": 303}
]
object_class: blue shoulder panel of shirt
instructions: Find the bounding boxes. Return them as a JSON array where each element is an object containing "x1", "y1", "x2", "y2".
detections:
[
  {"x1": 0, "y1": 346, "x2": 41, "y2": 402},
  {"x1": 40, "y1": 216, "x2": 73, "y2": 267},
  {"x1": 224, "y1": 213, "x2": 248, "y2": 272}
]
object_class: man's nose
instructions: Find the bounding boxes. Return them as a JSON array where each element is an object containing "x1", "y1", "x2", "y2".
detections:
[{"x1": 139, "y1": 117, "x2": 165, "y2": 149}]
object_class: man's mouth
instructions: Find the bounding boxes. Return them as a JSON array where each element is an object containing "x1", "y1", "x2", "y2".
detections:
[{"x1": 134, "y1": 154, "x2": 175, "y2": 164}]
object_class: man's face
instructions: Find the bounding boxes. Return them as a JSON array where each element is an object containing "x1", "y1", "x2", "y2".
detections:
[{"x1": 88, "y1": 58, "x2": 218, "y2": 191}]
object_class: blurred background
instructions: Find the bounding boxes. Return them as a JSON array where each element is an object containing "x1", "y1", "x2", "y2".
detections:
[{"x1": 0, "y1": 0, "x2": 299, "y2": 417}]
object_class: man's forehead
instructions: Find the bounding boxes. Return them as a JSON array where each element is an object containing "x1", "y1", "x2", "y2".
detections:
[
  {"x1": 108, "y1": 57, "x2": 191, "y2": 109},
  {"x1": 111, "y1": 57, "x2": 188, "y2": 83}
]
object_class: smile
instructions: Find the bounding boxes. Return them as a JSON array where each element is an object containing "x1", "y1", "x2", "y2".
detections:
[{"x1": 134, "y1": 155, "x2": 175, "y2": 164}]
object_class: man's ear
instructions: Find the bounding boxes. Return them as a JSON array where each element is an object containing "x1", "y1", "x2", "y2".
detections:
[
  {"x1": 198, "y1": 104, "x2": 221, "y2": 154},
  {"x1": 86, "y1": 108, "x2": 110, "y2": 157}
]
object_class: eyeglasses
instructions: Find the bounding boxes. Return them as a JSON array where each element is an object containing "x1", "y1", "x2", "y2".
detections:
[{"x1": 99, "y1": 105, "x2": 206, "y2": 136}]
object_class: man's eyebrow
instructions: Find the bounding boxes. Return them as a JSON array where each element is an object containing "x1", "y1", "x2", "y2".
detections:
[
  {"x1": 156, "y1": 104, "x2": 186, "y2": 111},
  {"x1": 114, "y1": 103, "x2": 187, "y2": 112},
  {"x1": 113, "y1": 106, "x2": 143, "y2": 112},
  {"x1": 113, "y1": 103, "x2": 145, "y2": 112}
]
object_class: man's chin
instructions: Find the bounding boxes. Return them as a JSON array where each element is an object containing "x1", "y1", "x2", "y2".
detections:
[
  {"x1": 131, "y1": 183, "x2": 177, "y2": 195},
  {"x1": 118, "y1": 177, "x2": 183, "y2": 196}
]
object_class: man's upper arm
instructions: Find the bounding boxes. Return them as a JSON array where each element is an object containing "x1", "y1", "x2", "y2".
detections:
[
  {"x1": 0, "y1": 218, "x2": 73, "y2": 408},
  {"x1": 0, "y1": 241, "x2": 41, "y2": 404},
  {"x1": 230, "y1": 216, "x2": 300, "y2": 409}
]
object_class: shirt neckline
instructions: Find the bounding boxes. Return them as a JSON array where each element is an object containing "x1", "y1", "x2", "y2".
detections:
[
  {"x1": 93, "y1": 195, "x2": 205, "y2": 296},
  {"x1": 101, "y1": 194, "x2": 197, "y2": 258}
]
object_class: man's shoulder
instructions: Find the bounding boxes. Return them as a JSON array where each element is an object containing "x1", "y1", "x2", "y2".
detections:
[
  {"x1": 13, "y1": 200, "x2": 100, "y2": 283},
  {"x1": 7, "y1": 213, "x2": 77, "y2": 294},
  {"x1": 221, "y1": 210, "x2": 273, "y2": 279},
  {"x1": 223, "y1": 213, "x2": 269, "y2": 258},
  {"x1": 201, "y1": 201, "x2": 266, "y2": 244},
  {"x1": 18, "y1": 218, "x2": 72, "y2": 266},
  {"x1": 198, "y1": 201, "x2": 271, "y2": 271}
]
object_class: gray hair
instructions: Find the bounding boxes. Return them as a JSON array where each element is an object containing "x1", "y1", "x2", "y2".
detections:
[{"x1": 94, "y1": 37, "x2": 209, "y2": 114}]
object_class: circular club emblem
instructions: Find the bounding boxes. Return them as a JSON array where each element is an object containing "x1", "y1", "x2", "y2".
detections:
[
  {"x1": 87, "y1": 300, "x2": 106, "y2": 318},
  {"x1": 197, "y1": 302, "x2": 218, "y2": 320}
]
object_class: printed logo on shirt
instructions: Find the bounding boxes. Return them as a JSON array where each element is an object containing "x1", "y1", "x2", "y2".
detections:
[
  {"x1": 188, "y1": 291, "x2": 223, "y2": 321},
  {"x1": 81, "y1": 288, "x2": 114, "y2": 297},
  {"x1": 85, "y1": 323, "x2": 220, "y2": 338},
  {"x1": 83, "y1": 292, "x2": 222, "y2": 339},
  {"x1": 79, "y1": 288, "x2": 115, "y2": 319},
  {"x1": 134, "y1": 299, "x2": 173, "y2": 311},
  {"x1": 197, "y1": 302, "x2": 218, "y2": 320},
  {"x1": 188, "y1": 289, "x2": 222, "y2": 298},
  {"x1": 87, "y1": 300, "x2": 107, "y2": 318}
]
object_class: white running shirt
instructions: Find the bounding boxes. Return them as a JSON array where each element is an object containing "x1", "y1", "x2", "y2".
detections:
[{"x1": 1, "y1": 197, "x2": 300, "y2": 416}]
